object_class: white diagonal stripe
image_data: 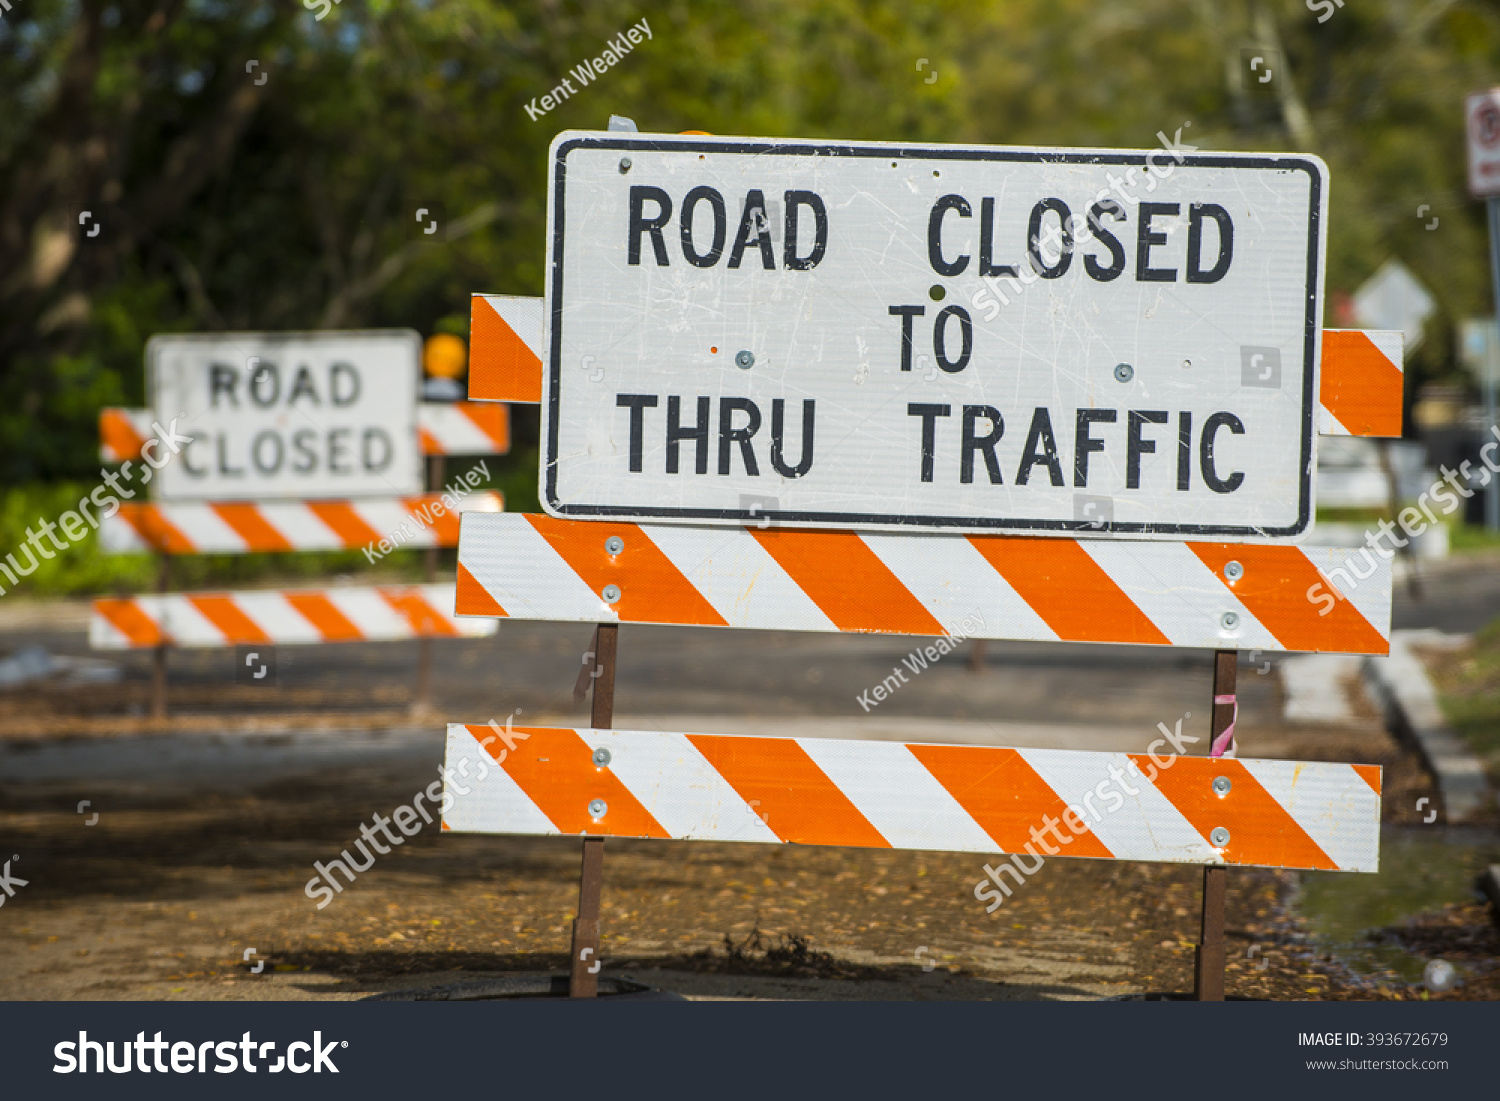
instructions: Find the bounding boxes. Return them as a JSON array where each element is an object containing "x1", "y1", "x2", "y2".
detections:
[
  {"x1": 1080, "y1": 541, "x2": 1276, "y2": 651},
  {"x1": 1020, "y1": 748, "x2": 1221, "y2": 864},
  {"x1": 232, "y1": 592, "x2": 324, "y2": 644},
  {"x1": 576, "y1": 727, "x2": 781, "y2": 843},
  {"x1": 259, "y1": 503, "x2": 345, "y2": 549},
  {"x1": 484, "y1": 294, "x2": 544, "y2": 358},
  {"x1": 442, "y1": 724, "x2": 557, "y2": 834},
  {"x1": 860, "y1": 532, "x2": 1055, "y2": 642},
  {"x1": 420, "y1": 405, "x2": 497, "y2": 453},
  {"x1": 644, "y1": 524, "x2": 835, "y2": 632},
  {"x1": 162, "y1": 505, "x2": 248, "y2": 553},
  {"x1": 459, "y1": 513, "x2": 611, "y2": 621},
  {"x1": 1241, "y1": 759, "x2": 1380, "y2": 872},
  {"x1": 158, "y1": 596, "x2": 231, "y2": 646},
  {"x1": 798, "y1": 738, "x2": 999, "y2": 853}
]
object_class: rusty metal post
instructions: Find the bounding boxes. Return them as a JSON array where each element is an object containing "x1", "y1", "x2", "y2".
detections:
[
  {"x1": 150, "y1": 553, "x2": 171, "y2": 720},
  {"x1": 1194, "y1": 649, "x2": 1237, "y2": 1001},
  {"x1": 969, "y1": 639, "x2": 986, "y2": 672},
  {"x1": 570, "y1": 622, "x2": 616, "y2": 997},
  {"x1": 413, "y1": 454, "x2": 445, "y2": 715}
]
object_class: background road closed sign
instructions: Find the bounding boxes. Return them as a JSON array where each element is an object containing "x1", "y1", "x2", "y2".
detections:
[
  {"x1": 542, "y1": 134, "x2": 1328, "y2": 539},
  {"x1": 149, "y1": 330, "x2": 422, "y2": 501}
]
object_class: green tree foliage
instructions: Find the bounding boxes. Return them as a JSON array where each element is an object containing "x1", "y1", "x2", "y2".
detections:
[{"x1": 1, "y1": 0, "x2": 1497, "y2": 483}]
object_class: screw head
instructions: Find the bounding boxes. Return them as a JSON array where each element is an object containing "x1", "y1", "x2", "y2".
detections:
[
  {"x1": 1224, "y1": 560, "x2": 1244, "y2": 581},
  {"x1": 1210, "y1": 826, "x2": 1231, "y2": 847},
  {"x1": 592, "y1": 747, "x2": 612, "y2": 768},
  {"x1": 601, "y1": 584, "x2": 621, "y2": 604},
  {"x1": 1221, "y1": 611, "x2": 1240, "y2": 630},
  {"x1": 618, "y1": 157, "x2": 632, "y2": 173},
  {"x1": 588, "y1": 799, "x2": 608, "y2": 818},
  {"x1": 605, "y1": 536, "x2": 624, "y2": 555},
  {"x1": 735, "y1": 350, "x2": 755, "y2": 369},
  {"x1": 1212, "y1": 776, "x2": 1232, "y2": 796},
  {"x1": 1113, "y1": 362, "x2": 1134, "y2": 383}
]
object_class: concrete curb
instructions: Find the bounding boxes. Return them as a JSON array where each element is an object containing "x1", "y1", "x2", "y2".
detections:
[{"x1": 1362, "y1": 630, "x2": 1492, "y2": 822}]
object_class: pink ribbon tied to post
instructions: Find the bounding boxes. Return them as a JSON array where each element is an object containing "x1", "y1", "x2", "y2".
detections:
[{"x1": 1210, "y1": 694, "x2": 1237, "y2": 758}]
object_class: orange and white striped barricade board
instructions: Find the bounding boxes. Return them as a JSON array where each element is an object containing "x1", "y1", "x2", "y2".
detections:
[
  {"x1": 440, "y1": 724, "x2": 1381, "y2": 874},
  {"x1": 468, "y1": 294, "x2": 543, "y2": 403},
  {"x1": 416, "y1": 402, "x2": 510, "y2": 455},
  {"x1": 453, "y1": 512, "x2": 1393, "y2": 655},
  {"x1": 92, "y1": 584, "x2": 496, "y2": 649},
  {"x1": 465, "y1": 295, "x2": 1404, "y2": 441},
  {"x1": 1318, "y1": 330, "x2": 1404, "y2": 438},
  {"x1": 100, "y1": 493, "x2": 503, "y2": 555},
  {"x1": 100, "y1": 403, "x2": 510, "y2": 462}
]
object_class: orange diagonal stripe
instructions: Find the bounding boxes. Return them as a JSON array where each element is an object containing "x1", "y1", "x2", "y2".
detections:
[
  {"x1": 1352, "y1": 764, "x2": 1382, "y2": 795},
  {"x1": 749, "y1": 529, "x2": 944, "y2": 635},
  {"x1": 1138, "y1": 756, "x2": 1336, "y2": 870},
  {"x1": 1322, "y1": 330, "x2": 1404, "y2": 437},
  {"x1": 99, "y1": 409, "x2": 147, "y2": 461},
  {"x1": 474, "y1": 725, "x2": 669, "y2": 838},
  {"x1": 457, "y1": 401, "x2": 510, "y2": 452},
  {"x1": 967, "y1": 537, "x2": 1170, "y2": 644},
  {"x1": 686, "y1": 734, "x2": 890, "y2": 848},
  {"x1": 1188, "y1": 544, "x2": 1387, "y2": 655},
  {"x1": 469, "y1": 295, "x2": 542, "y2": 402},
  {"x1": 418, "y1": 427, "x2": 443, "y2": 456},
  {"x1": 116, "y1": 504, "x2": 194, "y2": 553},
  {"x1": 524, "y1": 514, "x2": 726, "y2": 626},
  {"x1": 380, "y1": 588, "x2": 458, "y2": 637},
  {"x1": 455, "y1": 562, "x2": 507, "y2": 617},
  {"x1": 94, "y1": 598, "x2": 164, "y2": 647},
  {"x1": 306, "y1": 502, "x2": 384, "y2": 548},
  {"x1": 187, "y1": 595, "x2": 271, "y2": 645},
  {"x1": 908, "y1": 744, "x2": 1113, "y2": 858},
  {"x1": 283, "y1": 592, "x2": 364, "y2": 641},
  {"x1": 405, "y1": 496, "x2": 463, "y2": 546},
  {"x1": 210, "y1": 504, "x2": 293, "y2": 552}
]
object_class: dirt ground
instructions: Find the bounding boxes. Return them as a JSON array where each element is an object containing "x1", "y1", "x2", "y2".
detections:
[{"x1": 0, "y1": 611, "x2": 1492, "y2": 1002}]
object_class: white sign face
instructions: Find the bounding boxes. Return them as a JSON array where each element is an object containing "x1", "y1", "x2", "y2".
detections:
[
  {"x1": 149, "y1": 331, "x2": 422, "y2": 501},
  {"x1": 543, "y1": 133, "x2": 1327, "y2": 539},
  {"x1": 1467, "y1": 90, "x2": 1500, "y2": 199}
]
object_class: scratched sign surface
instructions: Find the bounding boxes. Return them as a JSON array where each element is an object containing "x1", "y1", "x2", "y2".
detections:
[{"x1": 543, "y1": 133, "x2": 1327, "y2": 539}]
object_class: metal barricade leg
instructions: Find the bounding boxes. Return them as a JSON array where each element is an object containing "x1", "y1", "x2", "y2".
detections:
[
  {"x1": 569, "y1": 622, "x2": 616, "y2": 998},
  {"x1": 1194, "y1": 649, "x2": 1237, "y2": 1001}
]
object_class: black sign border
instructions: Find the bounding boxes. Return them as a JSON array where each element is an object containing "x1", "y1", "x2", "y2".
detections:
[{"x1": 544, "y1": 136, "x2": 1322, "y2": 539}]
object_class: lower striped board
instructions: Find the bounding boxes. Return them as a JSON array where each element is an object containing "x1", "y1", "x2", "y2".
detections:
[
  {"x1": 440, "y1": 724, "x2": 1381, "y2": 873},
  {"x1": 455, "y1": 513, "x2": 1393, "y2": 655},
  {"x1": 92, "y1": 584, "x2": 496, "y2": 648},
  {"x1": 102, "y1": 493, "x2": 502, "y2": 554}
]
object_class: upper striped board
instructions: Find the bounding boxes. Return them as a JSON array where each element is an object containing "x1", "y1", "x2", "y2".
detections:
[{"x1": 454, "y1": 512, "x2": 1392, "y2": 655}]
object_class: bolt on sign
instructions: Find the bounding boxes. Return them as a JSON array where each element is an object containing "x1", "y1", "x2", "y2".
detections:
[
  {"x1": 541, "y1": 134, "x2": 1328, "y2": 540},
  {"x1": 148, "y1": 331, "x2": 423, "y2": 501}
]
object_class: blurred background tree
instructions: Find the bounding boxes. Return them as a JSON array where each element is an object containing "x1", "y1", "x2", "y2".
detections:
[{"x1": 0, "y1": 0, "x2": 1496, "y2": 485}]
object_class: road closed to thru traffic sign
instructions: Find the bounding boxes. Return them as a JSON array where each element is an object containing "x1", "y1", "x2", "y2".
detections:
[
  {"x1": 543, "y1": 133, "x2": 1327, "y2": 540},
  {"x1": 150, "y1": 330, "x2": 423, "y2": 501}
]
